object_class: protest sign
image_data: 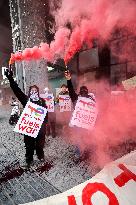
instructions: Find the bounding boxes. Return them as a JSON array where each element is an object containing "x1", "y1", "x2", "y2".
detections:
[
  {"x1": 14, "y1": 101, "x2": 47, "y2": 138},
  {"x1": 21, "y1": 151, "x2": 136, "y2": 205},
  {"x1": 70, "y1": 97, "x2": 98, "y2": 130},
  {"x1": 59, "y1": 95, "x2": 71, "y2": 112},
  {"x1": 40, "y1": 94, "x2": 54, "y2": 112},
  {"x1": 122, "y1": 76, "x2": 136, "y2": 90}
]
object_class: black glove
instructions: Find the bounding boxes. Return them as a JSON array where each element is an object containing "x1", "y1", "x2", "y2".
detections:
[{"x1": 4, "y1": 69, "x2": 13, "y2": 79}]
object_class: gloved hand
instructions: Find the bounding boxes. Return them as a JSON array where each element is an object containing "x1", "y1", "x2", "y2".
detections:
[
  {"x1": 65, "y1": 70, "x2": 71, "y2": 80},
  {"x1": 4, "y1": 69, "x2": 13, "y2": 79}
]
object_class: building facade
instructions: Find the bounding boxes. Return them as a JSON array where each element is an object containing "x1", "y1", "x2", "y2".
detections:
[
  {"x1": 9, "y1": 0, "x2": 49, "y2": 94},
  {"x1": 0, "y1": 0, "x2": 13, "y2": 104},
  {"x1": 9, "y1": 0, "x2": 136, "y2": 97}
]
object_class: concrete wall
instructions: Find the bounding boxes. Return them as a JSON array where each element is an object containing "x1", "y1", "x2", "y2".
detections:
[{"x1": 9, "y1": 0, "x2": 49, "y2": 93}]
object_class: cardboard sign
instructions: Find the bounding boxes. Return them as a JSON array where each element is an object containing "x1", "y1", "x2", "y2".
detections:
[
  {"x1": 21, "y1": 151, "x2": 136, "y2": 205},
  {"x1": 122, "y1": 76, "x2": 136, "y2": 90},
  {"x1": 40, "y1": 94, "x2": 54, "y2": 112},
  {"x1": 14, "y1": 101, "x2": 47, "y2": 138},
  {"x1": 59, "y1": 95, "x2": 71, "y2": 112},
  {"x1": 70, "y1": 97, "x2": 98, "y2": 130}
]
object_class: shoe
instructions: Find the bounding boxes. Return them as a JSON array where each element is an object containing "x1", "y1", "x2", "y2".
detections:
[
  {"x1": 38, "y1": 156, "x2": 45, "y2": 162},
  {"x1": 40, "y1": 158, "x2": 45, "y2": 163},
  {"x1": 22, "y1": 161, "x2": 33, "y2": 170},
  {"x1": 52, "y1": 133, "x2": 56, "y2": 138}
]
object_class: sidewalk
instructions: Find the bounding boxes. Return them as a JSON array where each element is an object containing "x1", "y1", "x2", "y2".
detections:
[
  {"x1": 0, "y1": 105, "x2": 93, "y2": 205},
  {"x1": 1, "y1": 105, "x2": 135, "y2": 204}
]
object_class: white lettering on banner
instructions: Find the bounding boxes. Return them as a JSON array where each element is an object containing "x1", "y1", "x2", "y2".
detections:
[
  {"x1": 40, "y1": 94, "x2": 54, "y2": 112},
  {"x1": 20, "y1": 151, "x2": 136, "y2": 205},
  {"x1": 14, "y1": 101, "x2": 47, "y2": 138},
  {"x1": 70, "y1": 97, "x2": 98, "y2": 130},
  {"x1": 59, "y1": 95, "x2": 71, "y2": 112}
]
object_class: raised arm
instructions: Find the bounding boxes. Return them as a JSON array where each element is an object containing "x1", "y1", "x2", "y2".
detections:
[
  {"x1": 65, "y1": 70, "x2": 78, "y2": 104},
  {"x1": 5, "y1": 69, "x2": 28, "y2": 107}
]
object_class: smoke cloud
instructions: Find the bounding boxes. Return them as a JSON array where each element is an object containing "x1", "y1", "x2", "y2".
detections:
[
  {"x1": 60, "y1": 79, "x2": 136, "y2": 168},
  {"x1": 10, "y1": 0, "x2": 136, "y2": 168},
  {"x1": 52, "y1": 0, "x2": 136, "y2": 168},
  {"x1": 10, "y1": 0, "x2": 136, "y2": 64}
]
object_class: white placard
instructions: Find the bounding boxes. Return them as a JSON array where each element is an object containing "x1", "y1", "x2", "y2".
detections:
[
  {"x1": 40, "y1": 94, "x2": 54, "y2": 112},
  {"x1": 70, "y1": 97, "x2": 98, "y2": 130},
  {"x1": 14, "y1": 101, "x2": 47, "y2": 138},
  {"x1": 59, "y1": 95, "x2": 71, "y2": 112}
]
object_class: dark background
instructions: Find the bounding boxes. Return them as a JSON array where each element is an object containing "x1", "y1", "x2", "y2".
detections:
[
  {"x1": 0, "y1": 0, "x2": 12, "y2": 77},
  {"x1": 0, "y1": 0, "x2": 11, "y2": 27}
]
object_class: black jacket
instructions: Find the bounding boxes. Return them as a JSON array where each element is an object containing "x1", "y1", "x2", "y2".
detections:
[
  {"x1": 7, "y1": 75, "x2": 48, "y2": 136},
  {"x1": 67, "y1": 79, "x2": 95, "y2": 107}
]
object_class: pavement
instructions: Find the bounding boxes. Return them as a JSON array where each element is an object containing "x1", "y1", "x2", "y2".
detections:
[
  {"x1": 0, "y1": 105, "x2": 93, "y2": 205},
  {"x1": 0, "y1": 105, "x2": 136, "y2": 205}
]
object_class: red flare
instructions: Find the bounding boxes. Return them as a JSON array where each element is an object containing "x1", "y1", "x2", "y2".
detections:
[
  {"x1": 14, "y1": 51, "x2": 23, "y2": 61},
  {"x1": 22, "y1": 48, "x2": 33, "y2": 60},
  {"x1": 31, "y1": 46, "x2": 42, "y2": 60}
]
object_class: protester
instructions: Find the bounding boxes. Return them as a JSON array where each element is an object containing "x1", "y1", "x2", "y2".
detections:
[
  {"x1": 43, "y1": 87, "x2": 56, "y2": 138},
  {"x1": 5, "y1": 69, "x2": 48, "y2": 169},
  {"x1": 65, "y1": 70, "x2": 96, "y2": 163},
  {"x1": 55, "y1": 83, "x2": 72, "y2": 135},
  {"x1": 65, "y1": 71, "x2": 95, "y2": 104},
  {"x1": 56, "y1": 84, "x2": 69, "y2": 103}
]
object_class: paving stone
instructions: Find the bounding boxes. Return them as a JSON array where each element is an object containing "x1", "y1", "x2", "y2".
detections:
[
  {"x1": 20, "y1": 173, "x2": 45, "y2": 194},
  {"x1": 0, "y1": 190, "x2": 15, "y2": 205},
  {"x1": 2, "y1": 181, "x2": 25, "y2": 204},
  {"x1": 0, "y1": 105, "x2": 95, "y2": 204},
  {"x1": 1, "y1": 100, "x2": 136, "y2": 205},
  {"x1": 17, "y1": 175, "x2": 43, "y2": 201},
  {"x1": 9, "y1": 178, "x2": 34, "y2": 203}
]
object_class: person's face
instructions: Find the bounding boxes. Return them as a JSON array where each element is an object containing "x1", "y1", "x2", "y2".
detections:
[
  {"x1": 61, "y1": 86, "x2": 67, "y2": 93},
  {"x1": 30, "y1": 87, "x2": 38, "y2": 94},
  {"x1": 44, "y1": 88, "x2": 49, "y2": 94},
  {"x1": 80, "y1": 88, "x2": 88, "y2": 97}
]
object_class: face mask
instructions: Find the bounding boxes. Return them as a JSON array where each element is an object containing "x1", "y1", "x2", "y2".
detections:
[{"x1": 30, "y1": 91, "x2": 39, "y2": 101}]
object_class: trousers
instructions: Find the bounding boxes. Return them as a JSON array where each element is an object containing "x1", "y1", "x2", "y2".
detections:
[{"x1": 24, "y1": 134, "x2": 45, "y2": 163}]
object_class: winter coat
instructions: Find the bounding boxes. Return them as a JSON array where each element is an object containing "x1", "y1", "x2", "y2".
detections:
[{"x1": 67, "y1": 79, "x2": 95, "y2": 107}]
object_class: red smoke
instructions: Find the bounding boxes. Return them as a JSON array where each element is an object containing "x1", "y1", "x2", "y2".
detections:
[
  {"x1": 10, "y1": 0, "x2": 136, "y2": 65},
  {"x1": 61, "y1": 79, "x2": 136, "y2": 168},
  {"x1": 55, "y1": 0, "x2": 136, "y2": 63},
  {"x1": 50, "y1": 28, "x2": 70, "y2": 60}
]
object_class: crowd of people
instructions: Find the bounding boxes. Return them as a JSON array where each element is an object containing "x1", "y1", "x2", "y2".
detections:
[
  {"x1": 5, "y1": 68, "x2": 97, "y2": 169},
  {"x1": 5, "y1": 68, "x2": 136, "y2": 170}
]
